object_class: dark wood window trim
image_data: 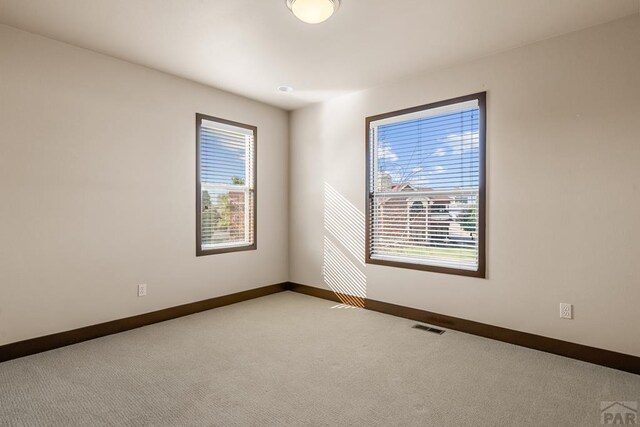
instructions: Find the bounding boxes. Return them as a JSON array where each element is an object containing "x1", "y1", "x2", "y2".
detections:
[
  {"x1": 196, "y1": 113, "x2": 257, "y2": 257},
  {"x1": 365, "y1": 92, "x2": 487, "y2": 278}
]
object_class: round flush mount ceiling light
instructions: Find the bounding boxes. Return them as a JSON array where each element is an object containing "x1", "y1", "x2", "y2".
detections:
[
  {"x1": 285, "y1": 0, "x2": 341, "y2": 24},
  {"x1": 278, "y1": 85, "x2": 294, "y2": 93}
]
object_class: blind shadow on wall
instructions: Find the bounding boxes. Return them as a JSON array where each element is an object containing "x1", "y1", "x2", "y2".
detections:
[{"x1": 323, "y1": 182, "x2": 366, "y2": 308}]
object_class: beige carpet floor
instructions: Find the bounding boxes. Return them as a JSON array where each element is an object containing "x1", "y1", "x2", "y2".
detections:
[{"x1": 1, "y1": 291, "x2": 639, "y2": 426}]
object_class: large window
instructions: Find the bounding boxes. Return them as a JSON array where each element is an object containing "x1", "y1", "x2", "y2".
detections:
[
  {"x1": 196, "y1": 114, "x2": 256, "y2": 256},
  {"x1": 366, "y1": 93, "x2": 486, "y2": 277}
]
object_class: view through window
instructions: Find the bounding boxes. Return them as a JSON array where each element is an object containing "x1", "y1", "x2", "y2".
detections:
[
  {"x1": 196, "y1": 114, "x2": 256, "y2": 256},
  {"x1": 366, "y1": 93, "x2": 486, "y2": 277}
]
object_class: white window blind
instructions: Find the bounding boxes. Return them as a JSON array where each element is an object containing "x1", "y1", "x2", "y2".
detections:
[
  {"x1": 197, "y1": 116, "x2": 256, "y2": 254},
  {"x1": 367, "y1": 95, "x2": 484, "y2": 274}
]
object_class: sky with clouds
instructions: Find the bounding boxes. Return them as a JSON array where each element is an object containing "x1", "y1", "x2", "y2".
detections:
[
  {"x1": 200, "y1": 126, "x2": 248, "y2": 186},
  {"x1": 376, "y1": 107, "x2": 480, "y2": 191}
]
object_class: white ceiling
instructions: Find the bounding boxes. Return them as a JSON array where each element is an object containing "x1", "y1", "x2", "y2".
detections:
[{"x1": 1, "y1": 0, "x2": 638, "y2": 110}]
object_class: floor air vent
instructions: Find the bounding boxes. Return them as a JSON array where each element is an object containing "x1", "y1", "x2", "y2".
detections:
[{"x1": 412, "y1": 324, "x2": 445, "y2": 335}]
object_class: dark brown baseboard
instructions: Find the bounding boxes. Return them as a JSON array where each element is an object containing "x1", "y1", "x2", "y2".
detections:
[
  {"x1": 4, "y1": 281, "x2": 638, "y2": 376},
  {"x1": 287, "y1": 282, "x2": 640, "y2": 376},
  {"x1": 0, "y1": 282, "x2": 289, "y2": 363}
]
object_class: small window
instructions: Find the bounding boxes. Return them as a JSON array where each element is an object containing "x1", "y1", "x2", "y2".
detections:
[
  {"x1": 196, "y1": 114, "x2": 256, "y2": 256},
  {"x1": 366, "y1": 93, "x2": 486, "y2": 277}
]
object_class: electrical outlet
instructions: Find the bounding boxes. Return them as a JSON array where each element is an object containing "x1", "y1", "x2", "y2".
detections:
[
  {"x1": 137, "y1": 284, "x2": 147, "y2": 297},
  {"x1": 560, "y1": 303, "x2": 572, "y2": 319}
]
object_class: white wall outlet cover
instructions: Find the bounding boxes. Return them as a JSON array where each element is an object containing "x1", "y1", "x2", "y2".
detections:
[
  {"x1": 137, "y1": 284, "x2": 147, "y2": 297},
  {"x1": 560, "y1": 303, "x2": 573, "y2": 319}
]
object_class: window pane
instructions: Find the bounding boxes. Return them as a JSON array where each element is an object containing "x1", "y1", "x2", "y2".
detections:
[
  {"x1": 200, "y1": 126, "x2": 248, "y2": 186},
  {"x1": 376, "y1": 107, "x2": 479, "y2": 192},
  {"x1": 197, "y1": 114, "x2": 256, "y2": 255},
  {"x1": 367, "y1": 95, "x2": 484, "y2": 275},
  {"x1": 201, "y1": 188, "x2": 253, "y2": 248}
]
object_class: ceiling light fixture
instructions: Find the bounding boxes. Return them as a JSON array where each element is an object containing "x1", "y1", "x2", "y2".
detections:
[
  {"x1": 285, "y1": 0, "x2": 341, "y2": 24},
  {"x1": 278, "y1": 85, "x2": 294, "y2": 93}
]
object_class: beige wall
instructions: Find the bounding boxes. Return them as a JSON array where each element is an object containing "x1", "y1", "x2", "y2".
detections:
[
  {"x1": 2, "y1": 15, "x2": 639, "y2": 356},
  {"x1": 289, "y1": 15, "x2": 640, "y2": 356},
  {"x1": 0, "y1": 25, "x2": 289, "y2": 345}
]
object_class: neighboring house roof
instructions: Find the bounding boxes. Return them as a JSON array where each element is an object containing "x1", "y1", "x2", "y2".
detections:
[
  {"x1": 387, "y1": 184, "x2": 452, "y2": 202},
  {"x1": 415, "y1": 187, "x2": 452, "y2": 202},
  {"x1": 391, "y1": 183, "x2": 415, "y2": 192}
]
